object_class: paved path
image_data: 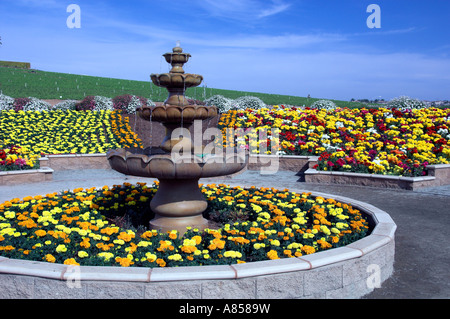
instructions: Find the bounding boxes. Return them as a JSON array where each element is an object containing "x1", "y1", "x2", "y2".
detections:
[{"x1": 1, "y1": 169, "x2": 449, "y2": 299}]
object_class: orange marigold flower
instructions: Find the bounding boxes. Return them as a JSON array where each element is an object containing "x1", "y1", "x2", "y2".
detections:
[
  {"x1": 156, "y1": 258, "x2": 166, "y2": 267},
  {"x1": 101, "y1": 227, "x2": 119, "y2": 235},
  {"x1": 63, "y1": 258, "x2": 80, "y2": 266},
  {"x1": 117, "y1": 231, "x2": 135, "y2": 242},
  {"x1": 301, "y1": 245, "x2": 316, "y2": 255},
  {"x1": 168, "y1": 231, "x2": 177, "y2": 240},
  {"x1": 35, "y1": 230, "x2": 47, "y2": 237},
  {"x1": 181, "y1": 245, "x2": 197, "y2": 254},
  {"x1": 45, "y1": 254, "x2": 56, "y2": 263},
  {"x1": 267, "y1": 249, "x2": 279, "y2": 260},
  {"x1": 317, "y1": 239, "x2": 332, "y2": 249},
  {"x1": 80, "y1": 238, "x2": 91, "y2": 249},
  {"x1": 115, "y1": 256, "x2": 134, "y2": 267}
]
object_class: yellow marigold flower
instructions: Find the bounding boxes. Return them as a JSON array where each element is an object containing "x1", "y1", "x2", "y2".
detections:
[
  {"x1": 145, "y1": 252, "x2": 157, "y2": 262},
  {"x1": 56, "y1": 244, "x2": 67, "y2": 253},
  {"x1": 78, "y1": 251, "x2": 89, "y2": 258},
  {"x1": 98, "y1": 252, "x2": 114, "y2": 261},
  {"x1": 223, "y1": 250, "x2": 242, "y2": 258}
]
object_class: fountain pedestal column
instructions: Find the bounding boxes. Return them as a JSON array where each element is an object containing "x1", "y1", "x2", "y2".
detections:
[{"x1": 149, "y1": 178, "x2": 209, "y2": 233}]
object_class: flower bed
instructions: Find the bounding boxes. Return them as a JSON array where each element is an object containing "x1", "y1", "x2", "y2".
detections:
[
  {"x1": 0, "y1": 110, "x2": 142, "y2": 156},
  {"x1": 0, "y1": 182, "x2": 369, "y2": 268},
  {"x1": 0, "y1": 145, "x2": 39, "y2": 171},
  {"x1": 219, "y1": 106, "x2": 450, "y2": 177}
]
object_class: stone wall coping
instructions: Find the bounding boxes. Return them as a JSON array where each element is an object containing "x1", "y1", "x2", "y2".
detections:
[
  {"x1": 249, "y1": 154, "x2": 319, "y2": 160},
  {"x1": 0, "y1": 190, "x2": 395, "y2": 283},
  {"x1": 44, "y1": 153, "x2": 107, "y2": 158},
  {"x1": 0, "y1": 167, "x2": 54, "y2": 176},
  {"x1": 427, "y1": 164, "x2": 450, "y2": 169}
]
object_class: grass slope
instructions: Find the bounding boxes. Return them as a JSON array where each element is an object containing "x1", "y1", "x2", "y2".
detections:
[{"x1": 0, "y1": 66, "x2": 367, "y2": 107}]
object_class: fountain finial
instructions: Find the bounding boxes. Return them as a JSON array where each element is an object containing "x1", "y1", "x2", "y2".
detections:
[{"x1": 173, "y1": 40, "x2": 182, "y2": 53}]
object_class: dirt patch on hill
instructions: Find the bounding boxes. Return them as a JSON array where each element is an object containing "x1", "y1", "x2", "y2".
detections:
[{"x1": 43, "y1": 99, "x2": 81, "y2": 106}]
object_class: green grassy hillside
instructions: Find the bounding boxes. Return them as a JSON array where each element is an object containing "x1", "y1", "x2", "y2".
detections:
[{"x1": 0, "y1": 66, "x2": 367, "y2": 107}]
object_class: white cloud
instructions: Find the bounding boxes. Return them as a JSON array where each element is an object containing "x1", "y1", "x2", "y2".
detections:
[
  {"x1": 196, "y1": 0, "x2": 291, "y2": 21},
  {"x1": 257, "y1": 0, "x2": 292, "y2": 18}
]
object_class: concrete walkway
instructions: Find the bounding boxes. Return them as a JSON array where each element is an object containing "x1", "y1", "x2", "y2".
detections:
[{"x1": 1, "y1": 168, "x2": 449, "y2": 299}]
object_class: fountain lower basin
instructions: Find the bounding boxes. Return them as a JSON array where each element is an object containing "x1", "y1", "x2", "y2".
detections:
[{"x1": 107, "y1": 147, "x2": 247, "y2": 234}]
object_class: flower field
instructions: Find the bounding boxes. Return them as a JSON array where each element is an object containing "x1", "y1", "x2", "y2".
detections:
[
  {"x1": 0, "y1": 110, "x2": 142, "y2": 158},
  {"x1": 219, "y1": 106, "x2": 450, "y2": 177},
  {"x1": 0, "y1": 182, "x2": 369, "y2": 267}
]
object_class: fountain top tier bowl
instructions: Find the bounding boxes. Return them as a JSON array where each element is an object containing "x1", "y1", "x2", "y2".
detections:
[{"x1": 150, "y1": 46, "x2": 204, "y2": 107}]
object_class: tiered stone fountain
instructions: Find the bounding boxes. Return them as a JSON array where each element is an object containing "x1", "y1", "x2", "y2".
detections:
[{"x1": 107, "y1": 45, "x2": 247, "y2": 234}]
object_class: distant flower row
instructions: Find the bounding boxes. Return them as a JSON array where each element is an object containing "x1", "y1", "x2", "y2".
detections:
[{"x1": 219, "y1": 105, "x2": 450, "y2": 177}]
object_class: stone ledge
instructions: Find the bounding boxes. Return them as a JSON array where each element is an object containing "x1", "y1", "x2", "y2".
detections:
[
  {"x1": 0, "y1": 167, "x2": 54, "y2": 185},
  {"x1": 0, "y1": 190, "x2": 396, "y2": 299},
  {"x1": 304, "y1": 167, "x2": 450, "y2": 190},
  {"x1": 42, "y1": 153, "x2": 110, "y2": 171}
]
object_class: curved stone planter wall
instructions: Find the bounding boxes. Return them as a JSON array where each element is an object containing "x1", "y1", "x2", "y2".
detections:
[{"x1": 0, "y1": 191, "x2": 396, "y2": 299}]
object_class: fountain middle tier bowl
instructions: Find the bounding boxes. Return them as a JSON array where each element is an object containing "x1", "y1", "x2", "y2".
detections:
[
  {"x1": 107, "y1": 148, "x2": 247, "y2": 180},
  {"x1": 137, "y1": 104, "x2": 217, "y2": 123},
  {"x1": 151, "y1": 73, "x2": 203, "y2": 89}
]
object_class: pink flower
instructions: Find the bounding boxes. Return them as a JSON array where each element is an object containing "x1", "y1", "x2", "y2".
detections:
[{"x1": 15, "y1": 158, "x2": 27, "y2": 167}]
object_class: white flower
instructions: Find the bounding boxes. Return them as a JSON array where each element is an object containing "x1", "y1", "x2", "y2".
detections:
[
  {"x1": 0, "y1": 94, "x2": 14, "y2": 110},
  {"x1": 204, "y1": 95, "x2": 233, "y2": 113},
  {"x1": 23, "y1": 97, "x2": 51, "y2": 112},
  {"x1": 93, "y1": 96, "x2": 113, "y2": 111},
  {"x1": 233, "y1": 96, "x2": 266, "y2": 110},
  {"x1": 311, "y1": 99, "x2": 337, "y2": 111},
  {"x1": 388, "y1": 96, "x2": 426, "y2": 110}
]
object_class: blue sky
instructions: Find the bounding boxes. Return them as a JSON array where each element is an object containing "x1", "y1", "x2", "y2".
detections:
[{"x1": 0, "y1": 0, "x2": 449, "y2": 101}]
